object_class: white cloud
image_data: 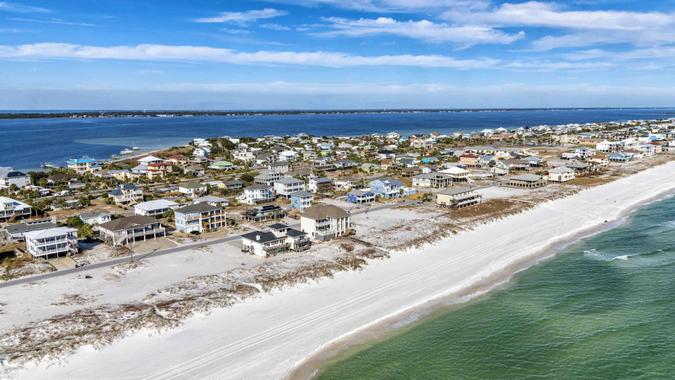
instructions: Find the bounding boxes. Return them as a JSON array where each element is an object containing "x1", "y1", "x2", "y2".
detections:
[
  {"x1": 0, "y1": 1, "x2": 50, "y2": 13},
  {"x1": 193, "y1": 8, "x2": 287, "y2": 24},
  {"x1": 266, "y1": 0, "x2": 487, "y2": 13},
  {"x1": 319, "y1": 17, "x2": 524, "y2": 45},
  {"x1": 443, "y1": 2, "x2": 675, "y2": 31},
  {"x1": 0, "y1": 42, "x2": 500, "y2": 69}
]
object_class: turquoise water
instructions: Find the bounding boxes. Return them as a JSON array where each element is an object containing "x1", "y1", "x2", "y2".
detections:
[{"x1": 319, "y1": 196, "x2": 675, "y2": 380}]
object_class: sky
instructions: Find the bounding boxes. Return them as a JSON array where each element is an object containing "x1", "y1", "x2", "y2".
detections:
[{"x1": 1, "y1": 0, "x2": 675, "y2": 110}]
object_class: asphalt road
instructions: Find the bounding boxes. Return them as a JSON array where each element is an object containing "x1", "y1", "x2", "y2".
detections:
[{"x1": 0, "y1": 201, "x2": 416, "y2": 289}]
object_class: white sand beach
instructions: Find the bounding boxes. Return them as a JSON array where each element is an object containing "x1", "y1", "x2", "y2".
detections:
[{"x1": 12, "y1": 161, "x2": 675, "y2": 379}]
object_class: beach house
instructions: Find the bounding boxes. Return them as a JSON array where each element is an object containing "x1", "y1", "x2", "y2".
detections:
[
  {"x1": 239, "y1": 185, "x2": 275, "y2": 205},
  {"x1": 24, "y1": 227, "x2": 78, "y2": 259},
  {"x1": 369, "y1": 178, "x2": 404, "y2": 199},
  {"x1": 134, "y1": 199, "x2": 178, "y2": 217},
  {"x1": 0, "y1": 196, "x2": 32, "y2": 222},
  {"x1": 137, "y1": 155, "x2": 164, "y2": 166},
  {"x1": 290, "y1": 191, "x2": 314, "y2": 211},
  {"x1": 0, "y1": 168, "x2": 30, "y2": 189},
  {"x1": 178, "y1": 182, "x2": 208, "y2": 198},
  {"x1": 347, "y1": 190, "x2": 376, "y2": 204},
  {"x1": 4, "y1": 220, "x2": 56, "y2": 242},
  {"x1": 108, "y1": 184, "x2": 143, "y2": 205},
  {"x1": 97, "y1": 215, "x2": 166, "y2": 247},
  {"x1": 412, "y1": 172, "x2": 454, "y2": 188},
  {"x1": 436, "y1": 188, "x2": 483, "y2": 208},
  {"x1": 240, "y1": 223, "x2": 310, "y2": 257},
  {"x1": 506, "y1": 174, "x2": 546, "y2": 188},
  {"x1": 66, "y1": 157, "x2": 99, "y2": 174},
  {"x1": 79, "y1": 211, "x2": 112, "y2": 226},
  {"x1": 548, "y1": 167, "x2": 576, "y2": 182},
  {"x1": 273, "y1": 177, "x2": 306, "y2": 198},
  {"x1": 208, "y1": 161, "x2": 236, "y2": 171},
  {"x1": 174, "y1": 202, "x2": 226, "y2": 234},
  {"x1": 146, "y1": 161, "x2": 173, "y2": 178},
  {"x1": 254, "y1": 171, "x2": 283, "y2": 186},
  {"x1": 243, "y1": 204, "x2": 286, "y2": 222},
  {"x1": 308, "y1": 177, "x2": 334, "y2": 193},
  {"x1": 300, "y1": 205, "x2": 352, "y2": 241}
]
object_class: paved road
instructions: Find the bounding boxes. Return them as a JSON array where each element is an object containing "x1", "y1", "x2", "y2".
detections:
[{"x1": 0, "y1": 201, "x2": 416, "y2": 289}]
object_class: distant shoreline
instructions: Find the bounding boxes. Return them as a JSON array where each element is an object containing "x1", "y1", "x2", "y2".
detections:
[{"x1": 1, "y1": 107, "x2": 673, "y2": 120}]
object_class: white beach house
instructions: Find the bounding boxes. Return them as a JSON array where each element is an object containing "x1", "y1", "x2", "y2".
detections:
[
  {"x1": 300, "y1": 204, "x2": 352, "y2": 241},
  {"x1": 174, "y1": 202, "x2": 226, "y2": 234},
  {"x1": 0, "y1": 196, "x2": 32, "y2": 222},
  {"x1": 134, "y1": 199, "x2": 178, "y2": 217},
  {"x1": 24, "y1": 227, "x2": 78, "y2": 259}
]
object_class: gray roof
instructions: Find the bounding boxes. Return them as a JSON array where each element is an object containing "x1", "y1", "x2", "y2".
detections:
[
  {"x1": 290, "y1": 190, "x2": 313, "y2": 198},
  {"x1": 302, "y1": 204, "x2": 349, "y2": 220},
  {"x1": 510, "y1": 174, "x2": 543, "y2": 182},
  {"x1": 5, "y1": 222, "x2": 57, "y2": 235},
  {"x1": 98, "y1": 215, "x2": 159, "y2": 231},
  {"x1": 174, "y1": 202, "x2": 221, "y2": 214},
  {"x1": 438, "y1": 187, "x2": 476, "y2": 196},
  {"x1": 274, "y1": 177, "x2": 304, "y2": 185}
]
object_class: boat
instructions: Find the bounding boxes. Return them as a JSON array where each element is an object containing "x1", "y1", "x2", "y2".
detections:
[
  {"x1": 120, "y1": 148, "x2": 133, "y2": 155},
  {"x1": 132, "y1": 146, "x2": 141, "y2": 150}
]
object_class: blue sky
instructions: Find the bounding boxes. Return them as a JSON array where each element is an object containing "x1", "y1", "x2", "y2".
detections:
[{"x1": 1, "y1": 0, "x2": 675, "y2": 109}]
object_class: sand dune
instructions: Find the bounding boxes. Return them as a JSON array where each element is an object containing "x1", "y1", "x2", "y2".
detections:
[{"x1": 17, "y1": 161, "x2": 675, "y2": 380}]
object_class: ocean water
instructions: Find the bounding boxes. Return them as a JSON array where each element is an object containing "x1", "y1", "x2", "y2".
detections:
[
  {"x1": 1, "y1": 108, "x2": 674, "y2": 169},
  {"x1": 318, "y1": 196, "x2": 675, "y2": 380}
]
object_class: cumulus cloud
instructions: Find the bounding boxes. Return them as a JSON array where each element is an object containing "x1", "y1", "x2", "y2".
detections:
[
  {"x1": 319, "y1": 17, "x2": 524, "y2": 45},
  {"x1": 193, "y1": 8, "x2": 287, "y2": 24}
]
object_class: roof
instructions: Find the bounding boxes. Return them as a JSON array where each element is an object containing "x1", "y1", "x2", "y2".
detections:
[
  {"x1": 194, "y1": 195, "x2": 229, "y2": 204},
  {"x1": 67, "y1": 157, "x2": 96, "y2": 164},
  {"x1": 371, "y1": 178, "x2": 403, "y2": 187},
  {"x1": 5, "y1": 222, "x2": 57, "y2": 235},
  {"x1": 349, "y1": 190, "x2": 374, "y2": 196},
  {"x1": 438, "y1": 187, "x2": 475, "y2": 196},
  {"x1": 312, "y1": 177, "x2": 333, "y2": 183},
  {"x1": 290, "y1": 190, "x2": 313, "y2": 198},
  {"x1": 98, "y1": 215, "x2": 159, "y2": 231},
  {"x1": 549, "y1": 166, "x2": 574, "y2": 173},
  {"x1": 301, "y1": 204, "x2": 349, "y2": 220},
  {"x1": 135, "y1": 199, "x2": 177, "y2": 211},
  {"x1": 246, "y1": 184, "x2": 272, "y2": 191},
  {"x1": 179, "y1": 182, "x2": 206, "y2": 189},
  {"x1": 240, "y1": 230, "x2": 281, "y2": 244},
  {"x1": 138, "y1": 155, "x2": 163, "y2": 163},
  {"x1": 79, "y1": 211, "x2": 110, "y2": 219},
  {"x1": 510, "y1": 174, "x2": 543, "y2": 182},
  {"x1": 24, "y1": 227, "x2": 76, "y2": 240},
  {"x1": 269, "y1": 223, "x2": 289, "y2": 230},
  {"x1": 274, "y1": 177, "x2": 304, "y2": 185},
  {"x1": 174, "y1": 202, "x2": 221, "y2": 214}
]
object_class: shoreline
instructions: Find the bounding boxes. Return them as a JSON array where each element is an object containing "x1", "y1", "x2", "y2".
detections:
[
  {"x1": 291, "y1": 186, "x2": 675, "y2": 379},
  {"x1": 8, "y1": 161, "x2": 675, "y2": 379}
]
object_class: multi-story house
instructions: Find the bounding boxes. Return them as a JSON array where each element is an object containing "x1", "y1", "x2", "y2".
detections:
[
  {"x1": 174, "y1": 202, "x2": 226, "y2": 234},
  {"x1": 238, "y1": 185, "x2": 275, "y2": 205},
  {"x1": 369, "y1": 178, "x2": 404, "y2": 199},
  {"x1": 98, "y1": 215, "x2": 166, "y2": 247},
  {"x1": 134, "y1": 199, "x2": 178, "y2": 217},
  {"x1": 548, "y1": 167, "x2": 576, "y2": 182},
  {"x1": 300, "y1": 204, "x2": 352, "y2": 241},
  {"x1": 347, "y1": 190, "x2": 375, "y2": 204},
  {"x1": 0, "y1": 167, "x2": 30, "y2": 189},
  {"x1": 178, "y1": 182, "x2": 208, "y2": 198},
  {"x1": 290, "y1": 191, "x2": 313, "y2": 211},
  {"x1": 308, "y1": 177, "x2": 334, "y2": 193},
  {"x1": 241, "y1": 223, "x2": 309, "y2": 257},
  {"x1": 254, "y1": 171, "x2": 283, "y2": 186},
  {"x1": 108, "y1": 184, "x2": 143, "y2": 205},
  {"x1": 66, "y1": 156, "x2": 100, "y2": 174},
  {"x1": 273, "y1": 177, "x2": 306, "y2": 198},
  {"x1": 24, "y1": 227, "x2": 78, "y2": 259},
  {"x1": 146, "y1": 161, "x2": 173, "y2": 178},
  {"x1": 0, "y1": 196, "x2": 32, "y2": 222},
  {"x1": 436, "y1": 188, "x2": 482, "y2": 208}
]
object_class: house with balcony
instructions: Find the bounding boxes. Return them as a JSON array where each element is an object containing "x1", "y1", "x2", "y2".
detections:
[
  {"x1": 134, "y1": 199, "x2": 178, "y2": 217},
  {"x1": 369, "y1": 178, "x2": 404, "y2": 199},
  {"x1": 290, "y1": 191, "x2": 313, "y2": 211},
  {"x1": 300, "y1": 204, "x2": 352, "y2": 241},
  {"x1": 308, "y1": 177, "x2": 334, "y2": 193},
  {"x1": 0, "y1": 196, "x2": 32, "y2": 222},
  {"x1": 238, "y1": 185, "x2": 274, "y2": 205},
  {"x1": 254, "y1": 171, "x2": 283, "y2": 185},
  {"x1": 347, "y1": 190, "x2": 375, "y2": 204},
  {"x1": 97, "y1": 215, "x2": 166, "y2": 247},
  {"x1": 412, "y1": 172, "x2": 454, "y2": 188},
  {"x1": 243, "y1": 204, "x2": 286, "y2": 222},
  {"x1": 178, "y1": 182, "x2": 208, "y2": 198},
  {"x1": 4, "y1": 220, "x2": 56, "y2": 242},
  {"x1": 241, "y1": 223, "x2": 309, "y2": 257},
  {"x1": 174, "y1": 202, "x2": 226, "y2": 234},
  {"x1": 273, "y1": 177, "x2": 306, "y2": 198},
  {"x1": 506, "y1": 174, "x2": 546, "y2": 188},
  {"x1": 24, "y1": 227, "x2": 78, "y2": 259},
  {"x1": 66, "y1": 156, "x2": 100, "y2": 174},
  {"x1": 436, "y1": 188, "x2": 482, "y2": 208},
  {"x1": 108, "y1": 184, "x2": 143, "y2": 205},
  {"x1": 0, "y1": 167, "x2": 30, "y2": 189},
  {"x1": 146, "y1": 161, "x2": 173, "y2": 178},
  {"x1": 548, "y1": 166, "x2": 576, "y2": 183}
]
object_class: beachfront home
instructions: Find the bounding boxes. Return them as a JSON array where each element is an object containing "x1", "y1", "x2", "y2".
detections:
[
  {"x1": 66, "y1": 157, "x2": 99, "y2": 174},
  {"x1": 436, "y1": 188, "x2": 482, "y2": 208},
  {"x1": 290, "y1": 191, "x2": 313, "y2": 211},
  {"x1": 459, "y1": 153, "x2": 480, "y2": 167},
  {"x1": 506, "y1": 174, "x2": 546, "y2": 188},
  {"x1": 134, "y1": 199, "x2": 178, "y2": 217},
  {"x1": 412, "y1": 172, "x2": 454, "y2": 188},
  {"x1": 254, "y1": 171, "x2": 283, "y2": 186},
  {"x1": 308, "y1": 177, "x2": 334, "y2": 193},
  {"x1": 146, "y1": 161, "x2": 173, "y2": 178},
  {"x1": 609, "y1": 152, "x2": 632, "y2": 162},
  {"x1": 0, "y1": 168, "x2": 30, "y2": 189},
  {"x1": 548, "y1": 167, "x2": 576, "y2": 183},
  {"x1": 24, "y1": 227, "x2": 78, "y2": 259},
  {"x1": 240, "y1": 223, "x2": 309, "y2": 257},
  {"x1": 440, "y1": 166, "x2": 470, "y2": 182},
  {"x1": 269, "y1": 161, "x2": 291, "y2": 174},
  {"x1": 137, "y1": 155, "x2": 164, "y2": 166},
  {"x1": 273, "y1": 177, "x2": 306, "y2": 198},
  {"x1": 79, "y1": 211, "x2": 112, "y2": 226},
  {"x1": 193, "y1": 195, "x2": 229, "y2": 207},
  {"x1": 347, "y1": 190, "x2": 375, "y2": 204},
  {"x1": 174, "y1": 202, "x2": 226, "y2": 234},
  {"x1": 243, "y1": 204, "x2": 286, "y2": 222},
  {"x1": 4, "y1": 220, "x2": 56, "y2": 242},
  {"x1": 239, "y1": 185, "x2": 275, "y2": 205},
  {"x1": 178, "y1": 182, "x2": 208, "y2": 198},
  {"x1": 108, "y1": 184, "x2": 143, "y2": 205},
  {"x1": 97, "y1": 215, "x2": 166, "y2": 247},
  {"x1": 0, "y1": 196, "x2": 32, "y2": 222},
  {"x1": 369, "y1": 178, "x2": 404, "y2": 199},
  {"x1": 223, "y1": 179, "x2": 244, "y2": 191},
  {"x1": 300, "y1": 205, "x2": 352, "y2": 241}
]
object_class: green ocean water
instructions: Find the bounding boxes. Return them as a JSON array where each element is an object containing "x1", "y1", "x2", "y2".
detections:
[{"x1": 318, "y1": 196, "x2": 675, "y2": 380}]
